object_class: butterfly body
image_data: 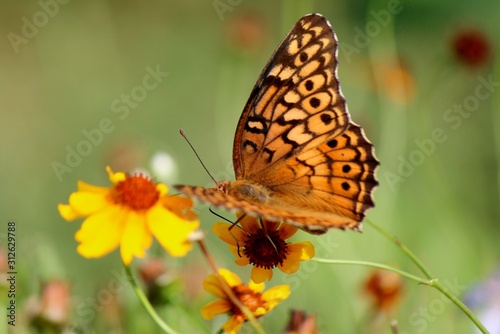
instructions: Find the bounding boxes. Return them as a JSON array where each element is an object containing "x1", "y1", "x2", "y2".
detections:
[{"x1": 176, "y1": 14, "x2": 379, "y2": 234}]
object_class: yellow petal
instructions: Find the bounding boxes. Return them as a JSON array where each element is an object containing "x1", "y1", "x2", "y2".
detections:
[
  {"x1": 229, "y1": 246, "x2": 249, "y2": 266},
  {"x1": 203, "y1": 273, "x2": 227, "y2": 299},
  {"x1": 248, "y1": 278, "x2": 265, "y2": 293},
  {"x1": 218, "y1": 268, "x2": 242, "y2": 287},
  {"x1": 75, "y1": 205, "x2": 125, "y2": 259},
  {"x1": 279, "y1": 259, "x2": 300, "y2": 274},
  {"x1": 58, "y1": 204, "x2": 84, "y2": 221},
  {"x1": 262, "y1": 284, "x2": 291, "y2": 308},
  {"x1": 251, "y1": 266, "x2": 273, "y2": 284},
  {"x1": 68, "y1": 190, "x2": 110, "y2": 216},
  {"x1": 278, "y1": 223, "x2": 298, "y2": 239},
  {"x1": 106, "y1": 166, "x2": 126, "y2": 184},
  {"x1": 156, "y1": 183, "x2": 168, "y2": 196},
  {"x1": 201, "y1": 300, "x2": 231, "y2": 320},
  {"x1": 222, "y1": 316, "x2": 243, "y2": 334},
  {"x1": 76, "y1": 180, "x2": 108, "y2": 193},
  {"x1": 213, "y1": 222, "x2": 246, "y2": 246},
  {"x1": 286, "y1": 242, "x2": 315, "y2": 261},
  {"x1": 147, "y1": 204, "x2": 199, "y2": 257},
  {"x1": 119, "y1": 211, "x2": 153, "y2": 266}
]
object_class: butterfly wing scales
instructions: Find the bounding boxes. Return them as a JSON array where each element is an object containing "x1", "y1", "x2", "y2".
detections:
[{"x1": 264, "y1": 123, "x2": 378, "y2": 222}]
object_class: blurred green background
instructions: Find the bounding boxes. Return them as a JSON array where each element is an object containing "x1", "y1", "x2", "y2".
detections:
[{"x1": 1, "y1": 0, "x2": 499, "y2": 333}]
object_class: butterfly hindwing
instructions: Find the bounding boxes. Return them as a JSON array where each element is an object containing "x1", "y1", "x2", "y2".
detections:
[
  {"x1": 263, "y1": 123, "x2": 378, "y2": 222},
  {"x1": 233, "y1": 14, "x2": 350, "y2": 180}
]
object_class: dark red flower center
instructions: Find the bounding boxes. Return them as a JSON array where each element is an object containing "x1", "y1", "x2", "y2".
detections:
[
  {"x1": 110, "y1": 173, "x2": 159, "y2": 210},
  {"x1": 242, "y1": 224, "x2": 288, "y2": 269}
]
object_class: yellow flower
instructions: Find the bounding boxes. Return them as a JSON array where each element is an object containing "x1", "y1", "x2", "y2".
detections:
[
  {"x1": 58, "y1": 166, "x2": 199, "y2": 265},
  {"x1": 201, "y1": 268, "x2": 290, "y2": 334},
  {"x1": 213, "y1": 214, "x2": 315, "y2": 283}
]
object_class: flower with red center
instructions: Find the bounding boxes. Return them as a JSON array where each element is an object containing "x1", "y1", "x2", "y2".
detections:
[
  {"x1": 213, "y1": 214, "x2": 315, "y2": 283},
  {"x1": 452, "y1": 28, "x2": 490, "y2": 67},
  {"x1": 201, "y1": 268, "x2": 290, "y2": 334},
  {"x1": 58, "y1": 166, "x2": 199, "y2": 265}
]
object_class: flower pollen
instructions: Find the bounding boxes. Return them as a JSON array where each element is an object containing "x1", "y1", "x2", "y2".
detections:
[
  {"x1": 243, "y1": 228, "x2": 288, "y2": 269},
  {"x1": 110, "y1": 173, "x2": 159, "y2": 210}
]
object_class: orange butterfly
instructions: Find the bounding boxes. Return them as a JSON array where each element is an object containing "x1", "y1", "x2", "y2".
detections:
[{"x1": 176, "y1": 13, "x2": 378, "y2": 234}]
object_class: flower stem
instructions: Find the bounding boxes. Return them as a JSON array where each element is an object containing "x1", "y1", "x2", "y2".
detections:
[
  {"x1": 311, "y1": 258, "x2": 427, "y2": 284},
  {"x1": 124, "y1": 265, "x2": 181, "y2": 334},
  {"x1": 364, "y1": 219, "x2": 489, "y2": 333},
  {"x1": 365, "y1": 219, "x2": 433, "y2": 279},
  {"x1": 197, "y1": 239, "x2": 266, "y2": 334},
  {"x1": 431, "y1": 278, "x2": 489, "y2": 333}
]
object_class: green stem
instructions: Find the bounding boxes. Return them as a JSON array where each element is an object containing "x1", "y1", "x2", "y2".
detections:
[
  {"x1": 365, "y1": 218, "x2": 433, "y2": 279},
  {"x1": 362, "y1": 219, "x2": 489, "y2": 333},
  {"x1": 311, "y1": 258, "x2": 427, "y2": 284},
  {"x1": 431, "y1": 279, "x2": 489, "y2": 333},
  {"x1": 124, "y1": 265, "x2": 181, "y2": 334}
]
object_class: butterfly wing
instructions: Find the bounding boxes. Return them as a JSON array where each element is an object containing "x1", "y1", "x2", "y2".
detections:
[
  {"x1": 175, "y1": 184, "x2": 347, "y2": 234},
  {"x1": 176, "y1": 14, "x2": 379, "y2": 232},
  {"x1": 176, "y1": 123, "x2": 378, "y2": 232},
  {"x1": 233, "y1": 14, "x2": 350, "y2": 180},
  {"x1": 261, "y1": 122, "x2": 379, "y2": 224}
]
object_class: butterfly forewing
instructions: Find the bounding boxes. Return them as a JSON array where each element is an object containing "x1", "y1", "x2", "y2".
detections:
[{"x1": 233, "y1": 14, "x2": 350, "y2": 180}]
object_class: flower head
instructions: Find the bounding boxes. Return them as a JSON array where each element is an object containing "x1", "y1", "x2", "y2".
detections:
[
  {"x1": 201, "y1": 268, "x2": 290, "y2": 334},
  {"x1": 58, "y1": 166, "x2": 199, "y2": 265},
  {"x1": 363, "y1": 269, "x2": 403, "y2": 313},
  {"x1": 452, "y1": 28, "x2": 490, "y2": 67},
  {"x1": 213, "y1": 214, "x2": 315, "y2": 283}
]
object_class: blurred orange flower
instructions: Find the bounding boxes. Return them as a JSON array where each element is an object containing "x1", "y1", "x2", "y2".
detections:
[{"x1": 364, "y1": 269, "x2": 403, "y2": 313}]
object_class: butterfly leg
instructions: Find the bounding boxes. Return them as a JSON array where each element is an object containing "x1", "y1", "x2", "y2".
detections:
[
  {"x1": 227, "y1": 213, "x2": 248, "y2": 258},
  {"x1": 258, "y1": 217, "x2": 280, "y2": 258}
]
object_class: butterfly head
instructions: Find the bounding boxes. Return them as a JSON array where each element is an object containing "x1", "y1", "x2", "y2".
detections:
[{"x1": 215, "y1": 181, "x2": 229, "y2": 193}]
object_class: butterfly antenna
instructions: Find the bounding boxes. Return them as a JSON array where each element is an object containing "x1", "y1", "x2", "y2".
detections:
[
  {"x1": 208, "y1": 208, "x2": 246, "y2": 257},
  {"x1": 209, "y1": 207, "x2": 233, "y2": 224},
  {"x1": 180, "y1": 129, "x2": 218, "y2": 185}
]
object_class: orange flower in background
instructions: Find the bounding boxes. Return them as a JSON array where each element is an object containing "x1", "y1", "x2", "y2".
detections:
[
  {"x1": 202, "y1": 268, "x2": 290, "y2": 334},
  {"x1": 213, "y1": 214, "x2": 315, "y2": 283},
  {"x1": 58, "y1": 167, "x2": 199, "y2": 265},
  {"x1": 378, "y1": 60, "x2": 415, "y2": 105},
  {"x1": 363, "y1": 269, "x2": 403, "y2": 313}
]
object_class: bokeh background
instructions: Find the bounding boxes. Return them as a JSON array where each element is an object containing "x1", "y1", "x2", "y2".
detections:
[{"x1": 1, "y1": 0, "x2": 499, "y2": 333}]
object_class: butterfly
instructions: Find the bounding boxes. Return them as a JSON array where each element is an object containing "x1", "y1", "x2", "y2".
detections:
[{"x1": 175, "y1": 13, "x2": 379, "y2": 234}]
